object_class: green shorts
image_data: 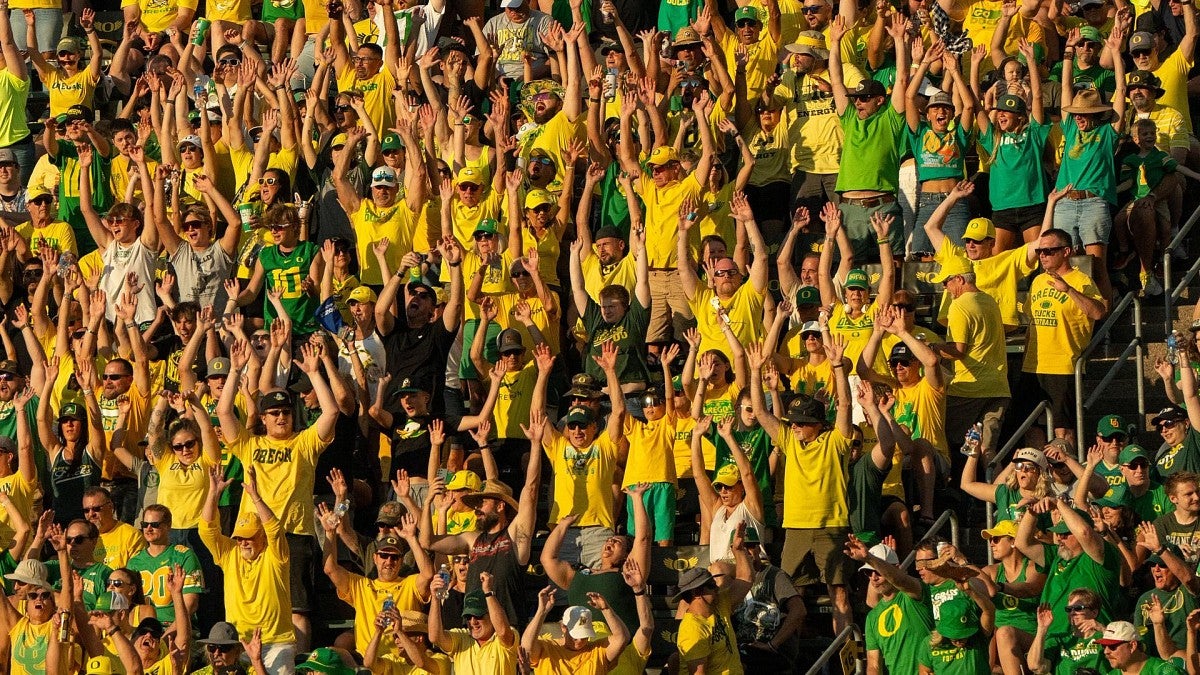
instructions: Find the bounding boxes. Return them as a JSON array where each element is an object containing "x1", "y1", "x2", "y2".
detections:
[
  {"x1": 625, "y1": 481, "x2": 676, "y2": 543},
  {"x1": 263, "y1": 0, "x2": 304, "y2": 23},
  {"x1": 459, "y1": 319, "x2": 502, "y2": 380}
]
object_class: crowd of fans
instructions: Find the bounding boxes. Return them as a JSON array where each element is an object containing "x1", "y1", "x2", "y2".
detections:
[{"x1": 1, "y1": 0, "x2": 1200, "y2": 671}]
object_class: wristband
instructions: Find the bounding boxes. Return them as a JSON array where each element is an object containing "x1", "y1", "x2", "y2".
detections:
[
  {"x1": 632, "y1": 588, "x2": 646, "y2": 596},
  {"x1": 125, "y1": 322, "x2": 137, "y2": 329},
  {"x1": 448, "y1": 261, "x2": 461, "y2": 267},
  {"x1": 483, "y1": 591, "x2": 495, "y2": 598},
  {"x1": 876, "y1": 238, "x2": 890, "y2": 245},
  {"x1": 831, "y1": 364, "x2": 844, "y2": 369}
]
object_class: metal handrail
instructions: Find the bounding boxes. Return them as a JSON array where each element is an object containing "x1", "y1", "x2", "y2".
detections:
[
  {"x1": 804, "y1": 510, "x2": 959, "y2": 675},
  {"x1": 1074, "y1": 293, "x2": 1144, "y2": 445},
  {"x1": 1163, "y1": 203, "x2": 1200, "y2": 334}
]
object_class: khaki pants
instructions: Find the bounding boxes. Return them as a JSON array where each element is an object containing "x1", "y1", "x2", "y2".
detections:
[{"x1": 647, "y1": 270, "x2": 694, "y2": 343}]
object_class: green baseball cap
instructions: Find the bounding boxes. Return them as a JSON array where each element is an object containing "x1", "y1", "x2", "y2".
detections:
[
  {"x1": 844, "y1": 269, "x2": 870, "y2": 290},
  {"x1": 1048, "y1": 508, "x2": 1094, "y2": 534},
  {"x1": 1078, "y1": 25, "x2": 1103, "y2": 42},
  {"x1": 461, "y1": 590, "x2": 488, "y2": 618},
  {"x1": 1097, "y1": 414, "x2": 1127, "y2": 438},
  {"x1": 795, "y1": 285, "x2": 820, "y2": 306},
  {"x1": 733, "y1": 6, "x2": 762, "y2": 22},
  {"x1": 474, "y1": 219, "x2": 500, "y2": 236},
  {"x1": 381, "y1": 133, "x2": 403, "y2": 152},
  {"x1": 995, "y1": 94, "x2": 1027, "y2": 114},
  {"x1": 1118, "y1": 444, "x2": 1152, "y2": 466}
]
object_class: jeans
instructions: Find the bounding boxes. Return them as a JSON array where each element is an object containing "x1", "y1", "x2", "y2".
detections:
[
  {"x1": 911, "y1": 192, "x2": 971, "y2": 254},
  {"x1": 9, "y1": 9, "x2": 61, "y2": 54},
  {"x1": 1052, "y1": 196, "x2": 1112, "y2": 248}
]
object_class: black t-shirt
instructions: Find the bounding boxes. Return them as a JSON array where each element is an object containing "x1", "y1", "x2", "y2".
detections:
[
  {"x1": 467, "y1": 528, "x2": 525, "y2": 626},
  {"x1": 298, "y1": 405, "x2": 357, "y2": 493},
  {"x1": 381, "y1": 315, "x2": 457, "y2": 406},
  {"x1": 385, "y1": 411, "x2": 462, "y2": 478},
  {"x1": 582, "y1": 298, "x2": 649, "y2": 384}
]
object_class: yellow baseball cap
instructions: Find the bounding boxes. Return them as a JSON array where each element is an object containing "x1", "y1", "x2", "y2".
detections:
[
  {"x1": 525, "y1": 189, "x2": 554, "y2": 210},
  {"x1": 348, "y1": 286, "x2": 378, "y2": 304},
  {"x1": 980, "y1": 519, "x2": 1018, "y2": 540},
  {"x1": 712, "y1": 464, "x2": 741, "y2": 487},
  {"x1": 646, "y1": 146, "x2": 681, "y2": 166},
  {"x1": 962, "y1": 217, "x2": 996, "y2": 242},
  {"x1": 232, "y1": 513, "x2": 262, "y2": 539},
  {"x1": 931, "y1": 255, "x2": 973, "y2": 282}
]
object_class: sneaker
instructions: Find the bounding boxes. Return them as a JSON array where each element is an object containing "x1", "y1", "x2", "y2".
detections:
[{"x1": 1142, "y1": 272, "x2": 1164, "y2": 297}]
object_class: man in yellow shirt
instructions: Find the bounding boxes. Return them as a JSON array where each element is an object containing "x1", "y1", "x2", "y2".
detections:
[
  {"x1": 707, "y1": 2, "x2": 783, "y2": 104},
  {"x1": 747, "y1": 336, "x2": 855, "y2": 635},
  {"x1": 333, "y1": 153, "x2": 424, "y2": 286},
  {"x1": 330, "y1": 1, "x2": 401, "y2": 140},
  {"x1": 217, "y1": 342, "x2": 340, "y2": 653},
  {"x1": 522, "y1": 587, "x2": 629, "y2": 675},
  {"x1": 199, "y1": 466, "x2": 294, "y2": 672},
  {"x1": 1128, "y1": 13, "x2": 1196, "y2": 134},
  {"x1": 674, "y1": 538, "x2": 755, "y2": 675},
  {"x1": 1016, "y1": 228, "x2": 1107, "y2": 446},
  {"x1": 82, "y1": 487, "x2": 146, "y2": 570},
  {"x1": 428, "y1": 573, "x2": 518, "y2": 675}
]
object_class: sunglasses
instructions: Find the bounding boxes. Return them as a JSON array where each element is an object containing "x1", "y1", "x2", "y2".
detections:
[
  {"x1": 801, "y1": 5, "x2": 823, "y2": 12},
  {"x1": 530, "y1": 204, "x2": 551, "y2": 214},
  {"x1": 259, "y1": 177, "x2": 281, "y2": 186},
  {"x1": 27, "y1": 591, "x2": 52, "y2": 601},
  {"x1": 382, "y1": 148, "x2": 401, "y2": 156},
  {"x1": 171, "y1": 439, "x2": 198, "y2": 451},
  {"x1": 715, "y1": 483, "x2": 736, "y2": 491},
  {"x1": 219, "y1": 58, "x2": 241, "y2": 66},
  {"x1": 334, "y1": 105, "x2": 352, "y2": 113},
  {"x1": 510, "y1": 269, "x2": 530, "y2": 279},
  {"x1": 1132, "y1": 49, "x2": 1153, "y2": 58},
  {"x1": 268, "y1": 224, "x2": 289, "y2": 231},
  {"x1": 1100, "y1": 434, "x2": 1127, "y2": 442},
  {"x1": 1035, "y1": 246, "x2": 1067, "y2": 256},
  {"x1": 141, "y1": 521, "x2": 164, "y2": 529},
  {"x1": 566, "y1": 422, "x2": 588, "y2": 430},
  {"x1": 452, "y1": 555, "x2": 470, "y2": 564},
  {"x1": 207, "y1": 644, "x2": 235, "y2": 653},
  {"x1": 66, "y1": 535, "x2": 92, "y2": 544},
  {"x1": 28, "y1": 197, "x2": 52, "y2": 206},
  {"x1": 891, "y1": 303, "x2": 915, "y2": 311},
  {"x1": 71, "y1": 330, "x2": 86, "y2": 341},
  {"x1": 458, "y1": 183, "x2": 481, "y2": 192},
  {"x1": 712, "y1": 268, "x2": 738, "y2": 278},
  {"x1": 107, "y1": 579, "x2": 127, "y2": 587},
  {"x1": 264, "y1": 409, "x2": 292, "y2": 417},
  {"x1": 1159, "y1": 420, "x2": 1181, "y2": 429},
  {"x1": 1124, "y1": 460, "x2": 1150, "y2": 470},
  {"x1": 182, "y1": 220, "x2": 206, "y2": 231},
  {"x1": 530, "y1": 156, "x2": 554, "y2": 166},
  {"x1": 102, "y1": 373, "x2": 127, "y2": 381},
  {"x1": 735, "y1": 18, "x2": 760, "y2": 26},
  {"x1": 1013, "y1": 461, "x2": 1040, "y2": 472},
  {"x1": 473, "y1": 231, "x2": 496, "y2": 241},
  {"x1": 889, "y1": 359, "x2": 913, "y2": 368},
  {"x1": 376, "y1": 551, "x2": 401, "y2": 560},
  {"x1": 410, "y1": 290, "x2": 435, "y2": 301},
  {"x1": 1065, "y1": 604, "x2": 1092, "y2": 613},
  {"x1": 57, "y1": 51, "x2": 76, "y2": 58}
]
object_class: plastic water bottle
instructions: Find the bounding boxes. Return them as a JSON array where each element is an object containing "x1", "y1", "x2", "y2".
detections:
[
  {"x1": 1168, "y1": 331, "x2": 1181, "y2": 365},
  {"x1": 333, "y1": 500, "x2": 350, "y2": 521},
  {"x1": 960, "y1": 423, "x2": 982, "y2": 457},
  {"x1": 604, "y1": 68, "x2": 618, "y2": 100},
  {"x1": 382, "y1": 594, "x2": 396, "y2": 625},
  {"x1": 435, "y1": 564, "x2": 451, "y2": 602}
]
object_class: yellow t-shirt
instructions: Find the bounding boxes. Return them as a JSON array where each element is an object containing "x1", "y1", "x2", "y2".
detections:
[
  {"x1": 207, "y1": 0, "x2": 253, "y2": 22},
  {"x1": 228, "y1": 425, "x2": 330, "y2": 536},
  {"x1": 9, "y1": 616, "x2": 56, "y2": 675},
  {"x1": 448, "y1": 190, "x2": 503, "y2": 250},
  {"x1": 96, "y1": 522, "x2": 146, "y2": 570},
  {"x1": 340, "y1": 573, "x2": 427, "y2": 656},
  {"x1": 497, "y1": 293, "x2": 560, "y2": 354},
  {"x1": 701, "y1": 382, "x2": 741, "y2": 420},
  {"x1": 1022, "y1": 267, "x2": 1102, "y2": 375},
  {"x1": 121, "y1": 0, "x2": 200, "y2": 33},
  {"x1": 26, "y1": 155, "x2": 59, "y2": 198},
  {"x1": 688, "y1": 284, "x2": 765, "y2": 366},
  {"x1": 446, "y1": 629, "x2": 517, "y2": 675},
  {"x1": 777, "y1": 63, "x2": 866, "y2": 174},
  {"x1": 580, "y1": 253, "x2": 636, "y2": 302},
  {"x1": 97, "y1": 382, "x2": 149, "y2": 481},
  {"x1": 673, "y1": 416, "x2": 718, "y2": 477},
  {"x1": 788, "y1": 357, "x2": 835, "y2": 401},
  {"x1": 16, "y1": 220, "x2": 76, "y2": 257},
  {"x1": 531, "y1": 639, "x2": 610, "y2": 675},
  {"x1": 521, "y1": 227, "x2": 561, "y2": 288},
  {"x1": 108, "y1": 154, "x2": 160, "y2": 206},
  {"x1": 677, "y1": 595, "x2": 743, "y2": 675},
  {"x1": 779, "y1": 425, "x2": 851, "y2": 528},
  {"x1": 745, "y1": 117, "x2": 793, "y2": 185},
  {"x1": 494, "y1": 363, "x2": 538, "y2": 440},
  {"x1": 699, "y1": 182, "x2": 736, "y2": 248},
  {"x1": 829, "y1": 302, "x2": 877, "y2": 375},
  {"x1": 959, "y1": 0, "x2": 1045, "y2": 75},
  {"x1": 199, "y1": 516, "x2": 294, "y2": 643},
  {"x1": 351, "y1": 198, "x2": 417, "y2": 285},
  {"x1": 0, "y1": 470, "x2": 35, "y2": 549},
  {"x1": 1156, "y1": 48, "x2": 1195, "y2": 133},
  {"x1": 543, "y1": 432, "x2": 621, "y2": 529},
  {"x1": 523, "y1": 111, "x2": 585, "y2": 194},
  {"x1": 622, "y1": 413, "x2": 679, "y2": 486},
  {"x1": 719, "y1": 32, "x2": 780, "y2": 104},
  {"x1": 153, "y1": 453, "x2": 215, "y2": 529},
  {"x1": 935, "y1": 240, "x2": 1035, "y2": 328},
  {"x1": 337, "y1": 66, "x2": 398, "y2": 144},
  {"x1": 635, "y1": 173, "x2": 702, "y2": 268},
  {"x1": 891, "y1": 378, "x2": 948, "y2": 459},
  {"x1": 42, "y1": 69, "x2": 98, "y2": 118},
  {"x1": 301, "y1": 0, "x2": 331, "y2": 33},
  {"x1": 1132, "y1": 104, "x2": 1190, "y2": 152},
  {"x1": 945, "y1": 290, "x2": 1010, "y2": 399},
  {"x1": 459, "y1": 250, "x2": 516, "y2": 323}
]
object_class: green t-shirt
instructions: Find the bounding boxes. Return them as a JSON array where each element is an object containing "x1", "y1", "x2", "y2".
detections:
[
  {"x1": 1095, "y1": 460, "x2": 1126, "y2": 489},
  {"x1": 1153, "y1": 512, "x2": 1200, "y2": 567},
  {"x1": 1054, "y1": 115, "x2": 1119, "y2": 204},
  {"x1": 657, "y1": 0, "x2": 700, "y2": 33},
  {"x1": 0, "y1": 397, "x2": 54, "y2": 508},
  {"x1": 995, "y1": 484, "x2": 1052, "y2": 530},
  {"x1": 847, "y1": 452, "x2": 889, "y2": 538},
  {"x1": 1113, "y1": 656, "x2": 1188, "y2": 674},
  {"x1": 259, "y1": 241, "x2": 319, "y2": 335},
  {"x1": 1122, "y1": 148, "x2": 1178, "y2": 199},
  {"x1": 51, "y1": 142, "x2": 115, "y2": 256},
  {"x1": 994, "y1": 558, "x2": 1040, "y2": 634},
  {"x1": 906, "y1": 121, "x2": 972, "y2": 183},
  {"x1": 1134, "y1": 586, "x2": 1200, "y2": 659},
  {"x1": 1049, "y1": 63, "x2": 1117, "y2": 98},
  {"x1": 917, "y1": 632, "x2": 990, "y2": 674},
  {"x1": 834, "y1": 104, "x2": 906, "y2": 194},
  {"x1": 598, "y1": 161, "x2": 635, "y2": 240},
  {"x1": 929, "y1": 579, "x2": 976, "y2": 624},
  {"x1": 1109, "y1": 482, "x2": 1175, "y2": 523},
  {"x1": 127, "y1": 544, "x2": 205, "y2": 624},
  {"x1": 1039, "y1": 541, "x2": 1121, "y2": 640},
  {"x1": 1156, "y1": 428, "x2": 1200, "y2": 478},
  {"x1": 582, "y1": 298, "x2": 650, "y2": 385},
  {"x1": 46, "y1": 559, "x2": 112, "y2": 611},
  {"x1": 864, "y1": 584, "x2": 934, "y2": 675},
  {"x1": 978, "y1": 120, "x2": 1051, "y2": 211},
  {"x1": 1044, "y1": 630, "x2": 1105, "y2": 674},
  {"x1": 713, "y1": 426, "x2": 777, "y2": 526}
]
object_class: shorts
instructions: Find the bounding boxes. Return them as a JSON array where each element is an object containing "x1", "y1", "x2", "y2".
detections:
[
  {"x1": 992, "y1": 204, "x2": 1045, "y2": 233},
  {"x1": 9, "y1": 8, "x2": 61, "y2": 54},
  {"x1": 625, "y1": 481, "x2": 676, "y2": 542},
  {"x1": 285, "y1": 532, "x2": 318, "y2": 613},
  {"x1": 559, "y1": 526, "x2": 616, "y2": 570},
  {"x1": 745, "y1": 181, "x2": 791, "y2": 225},
  {"x1": 458, "y1": 318, "x2": 502, "y2": 380},
  {"x1": 1015, "y1": 372, "x2": 1075, "y2": 432},
  {"x1": 838, "y1": 198, "x2": 903, "y2": 263},
  {"x1": 1053, "y1": 197, "x2": 1112, "y2": 248},
  {"x1": 646, "y1": 270, "x2": 693, "y2": 344},
  {"x1": 780, "y1": 526, "x2": 854, "y2": 586},
  {"x1": 263, "y1": 0, "x2": 305, "y2": 22}
]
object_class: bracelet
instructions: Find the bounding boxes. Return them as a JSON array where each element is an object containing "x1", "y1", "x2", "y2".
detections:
[
  {"x1": 125, "y1": 322, "x2": 137, "y2": 329},
  {"x1": 84, "y1": 29, "x2": 96, "y2": 34},
  {"x1": 831, "y1": 364, "x2": 844, "y2": 369},
  {"x1": 448, "y1": 261, "x2": 461, "y2": 267},
  {"x1": 1155, "y1": 547, "x2": 1166, "y2": 556},
  {"x1": 632, "y1": 588, "x2": 646, "y2": 596},
  {"x1": 587, "y1": 96, "x2": 600, "y2": 102},
  {"x1": 876, "y1": 238, "x2": 890, "y2": 245},
  {"x1": 483, "y1": 591, "x2": 495, "y2": 598}
]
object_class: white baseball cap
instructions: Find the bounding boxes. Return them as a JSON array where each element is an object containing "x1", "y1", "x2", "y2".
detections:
[
  {"x1": 859, "y1": 543, "x2": 899, "y2": 572},
  {"x1": 562, "y1": 606, "x2": 596, "y2": 640}
]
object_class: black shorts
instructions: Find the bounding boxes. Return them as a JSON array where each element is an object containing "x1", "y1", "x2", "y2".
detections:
[
  {"x1": 745, "y1": 181, "x2": 792, "y2": 225},
  {"x1": 1014, "y1": 371, "x2": 1075, "y2": 431},
  {"x1": 992, "y1": 204, "x2": 1046, "y2": 233},
  {"x1": 286, "y1": 532, "x2": 319, "y2": 613}
]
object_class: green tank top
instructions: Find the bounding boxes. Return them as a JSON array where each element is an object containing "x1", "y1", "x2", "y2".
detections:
[
  {"x1": 994, "y1": 558, "x2": 1039, "y2": 633},
  {"x1": 259, "y1": 241, "x2": 319, "y2": 335},
  {"x1": 568, "y1": 568, "x2": 638, "y2": 634}
]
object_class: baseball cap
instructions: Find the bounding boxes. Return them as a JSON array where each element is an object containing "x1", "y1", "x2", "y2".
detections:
[
  {"x1": 888, "y1": 343, "x2": 914, "y2": 363},
  {"x1": 962, "y1": 217, "x2": 996, "y2": 241},
  {"x1": 330, "y1": 133, "x2": 349, "y2": 149},
  {"x1": 446, "y1": 470, "x2": 482, "y2": 491},
  {"x1": 562, "y1": 606, "x2": 597, "y2": 639},
  {"x1": 348, "y1": 286, "x2": 378, "y2": 304},
  {"x1": 1013, "y1": 447, "x2": 1048, "y2": 471},
  {"x1": 564, "y1": 406, "x2": 596, "y2": 425},
  {"x1": 1118, "y1": 444, "x2": 1152, "y2": 466},
  {"x1": 1096, "y1": 621, "x2": 1139, "y2": 645},
  {"x1": 206, "y1": 357, "x2": 231, "y2": 378},
  {"x1": 58, "y1": 402, "x2": 83, "y2": 421},
  {"x1": 500, "y1": 0, "x2": 524, "y2": 7},
  {"x1": 178, "y1": 135, "x2": 203, "y2": 149},
  {"x1": 86, "y1": 656, "x2": 120, "y2": 675},
  {"x1": 1152, "y1": 405, "x2": 1188, "y2": 427},
  {"x1": 295, "y1": 647, "x2": 356, "y2": 675},
  {"x1": 256, "y1": 390, "x2": 292, "y2": 414},
  {"x1": 474, "y1": 219, "x2": 500, "y2": 236},
  {"x1": 65, "y1": 105, "x2": 93, "y2": 122},
  {"x1": 394, "y1": 377, "x2": 424, "y2": 394},
  {"x1": 375, "y1": 533, "x2": 403, "y2": 553},
  {"x1": 647, "y1": 146, "x2": 681, "y2": 166},
  {"x1": 376, "y1": 501, "x2": 404, "y2": 526},
  {"x1": 594, "y1": 225, "x2": 623, "y2": 242},
  {"x1": 1078, "y1": 25, "x2": 1104, "y2": 41},
  {"x1": 525, "y1": 189, "x2": 554, "y2": 210},
  {"x1": 566, "y1": 373, "x2": 603, "y2": 399},
  {"x1": 461, "y1": 590, "x2": 488, "y2": 618},
  {"x1": 795, "y1": 285, "x2": 820, "y2": 306},
  {"x1": 848, "y1": 79, "x2": 886, "y2": 99},
  {"x1": 1130, "y1": 32, "x2": 1155, "y2": 51},
  {"x1": 781, "y1": 397, "x2": 824, "y2": 424},
  {"x1": 931, "y1": 255, "x2": 973, "y2": 282},
  {"x1": 980, "y1": 520, "x2": 1018, "y2": 540},
  {"x1": 0, "y1": 360, "x2": 19, "y2": 375},
  {"x1": 232, "y1": 512, "x2": 263, "y2": 539},
  {"x1": 712, "y1": 464, "x2": 741, "y2": 487},
  {"x1": 27, "y1": 185, "x2": 52, "y2": 202},
  {"x1": 0, "y1": 149, "x2": 17, "y2": 165},
  {"x1": 925, "y1": 91, "x2": 954, "y2": 109},
  {"x1": 994, "y1": 94, "x2": 1027, "y2": 114},
  {"x1": 371, "y1": 167, "x2": 398, "y2": 188},
  {"x1": 844, "y1": 269, "x2": 870, "y2": 290},
  {"x1": 734, "y1": 6, "x2": 763, "y2": 22},
  {"x1": 1097, "y1": 414, "x2": 1127, "y2": 438},
  {"x1": 799, "y1": 320, "x2": 821, "y2": 337},
  {"x1": 456, "y1": 166, "x2": 483, "y2": 186},
  {"x1": 132, "y1": 617, "x2": 166, "y2": 640},
  {"x1": 496, "y1": 328, "x2": 524, "y2": 355},
  {"x1": 381, "y1": 133, "x2": 403, "y2": 152},
  {"x1": 858, "y1": 543, "x2": 899, "y2": 571},
  {"x1": 57, "y1": 37, "x2": 83, "y2": 55}
]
